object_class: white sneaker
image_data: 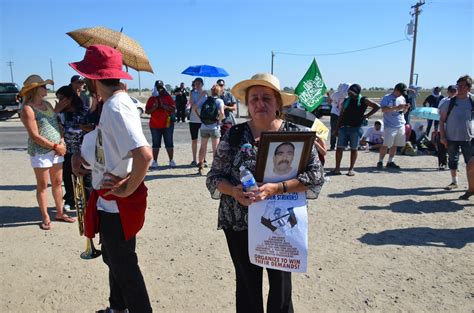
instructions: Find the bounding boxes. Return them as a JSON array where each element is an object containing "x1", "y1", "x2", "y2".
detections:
[
  {"x1": 150, "y1": 160, "x2": 158, "y2": 169},
  {"x1": 63, "y1": 204, "x2": 73, "y2": 212},
  {"x1": 169, "y1": 160, "x2": 176, "y2": 168}
]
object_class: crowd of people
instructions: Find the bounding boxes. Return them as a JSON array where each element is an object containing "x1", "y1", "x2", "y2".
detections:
[
  {"x1": 16, "y1": 42, "x2": 472, "y2": 312},
  {"x1": 327, "y1": 78, "x2": 473, "y2": 199}
]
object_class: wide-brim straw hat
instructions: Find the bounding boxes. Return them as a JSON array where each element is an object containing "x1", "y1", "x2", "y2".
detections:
[
  {"x1": 231, "y1": 73, "x2": 297, "y2": 106},
  {"x1": 19, "y1": 75, "x2": 54, "y2": 97}
]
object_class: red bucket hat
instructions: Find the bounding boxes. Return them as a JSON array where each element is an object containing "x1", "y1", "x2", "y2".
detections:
[{"x1": 69, "y1": 44, "x2": 132, "y2": 80}]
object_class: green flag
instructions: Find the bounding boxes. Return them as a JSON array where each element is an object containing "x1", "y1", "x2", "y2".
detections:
[{"x1": 295, "y1": 58, "x2": 327, "y2": 112}]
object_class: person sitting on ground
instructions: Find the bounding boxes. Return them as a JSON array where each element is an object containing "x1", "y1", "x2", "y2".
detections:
[
  {"x1": 360, "y1": 120, "x2": 384, "y2": 151},
  {"x1": 412, "y1": 122, "x2": 426, "y2": 145}
]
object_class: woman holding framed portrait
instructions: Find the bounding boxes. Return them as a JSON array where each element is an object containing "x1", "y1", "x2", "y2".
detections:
[{"x1": 206, "y1": 73, "x2": 324, "y2": 313}]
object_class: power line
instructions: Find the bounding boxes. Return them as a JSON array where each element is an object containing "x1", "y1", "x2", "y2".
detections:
[{"x1": 274, "y1": 38, "x2": 409, "y2": 57}]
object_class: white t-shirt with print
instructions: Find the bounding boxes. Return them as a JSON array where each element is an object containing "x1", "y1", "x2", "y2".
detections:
[
  {"x1": 90, "y1": 92, "x2": 149, "y2": 213},
  {"x1": 363, "y1": 127, "x2": 384, "y2": 144}
]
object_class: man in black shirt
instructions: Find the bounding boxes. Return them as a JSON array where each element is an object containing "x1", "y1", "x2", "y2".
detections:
[
  {"x1": 173, "y1": 82, "x2": 188, "y2": 122},
  {"x1": 422, "y1": 86, "x2": 444, "y2": 135},
  {"x1": 330, "y1": 84, "x2": 380, "y2": 176}
]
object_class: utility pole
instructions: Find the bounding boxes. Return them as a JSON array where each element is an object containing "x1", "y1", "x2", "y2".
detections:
[
  {"x1": 6, "y1": 61, "x2": 14, "y2": 83},
  {"x1": 271, "y1": 51, "x2": 275, "y2": 74},
  {"x1": 409, "y1": 0, "x2": 425, "y2": 86},
  {"x1": 50, "y1": 58, "x2": 55, "y2": 92},
  {"x1": 138, "y1": 71, "x2": 141, "y2": 96}
]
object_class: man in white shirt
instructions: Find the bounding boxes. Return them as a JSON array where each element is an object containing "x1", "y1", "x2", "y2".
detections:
[
  {"x1": 377, "y1": 83, "x2": 410, "y2": 169},
  {"x1": 70, "y1": 45, "x2": 153, "y2": 313},
  {"x1": 360, "y1": 120, "x2": 384, "y2": 150}
]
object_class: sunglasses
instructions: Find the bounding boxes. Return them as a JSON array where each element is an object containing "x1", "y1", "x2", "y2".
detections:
[{"x1": 218, "y1": 84, "x2": 224, "y2": 87}]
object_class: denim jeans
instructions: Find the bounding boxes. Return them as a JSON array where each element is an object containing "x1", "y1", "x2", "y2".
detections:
[
  {"x1": 150, "y1": 124, "x2": 174, "y2": 148},
  {"x1": 337, "y1": 126, "x2": 363, "y2": 150},
  {"x1": 447, "y1": 140, "x2": 472, "y2": 170}
]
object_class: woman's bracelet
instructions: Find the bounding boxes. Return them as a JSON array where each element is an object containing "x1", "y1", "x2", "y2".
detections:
[{"x1": 53, "y1": 143, "x2": 58, "y2": 150}]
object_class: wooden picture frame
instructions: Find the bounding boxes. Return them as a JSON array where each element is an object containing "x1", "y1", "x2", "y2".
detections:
[{"x1": 255, "y1": 131, "x2": 316, "y2": 183}]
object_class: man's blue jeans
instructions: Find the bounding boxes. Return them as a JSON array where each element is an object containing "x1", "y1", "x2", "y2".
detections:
[{"x1": 447, "y1": 140, "x2": 472, "y2": 170}]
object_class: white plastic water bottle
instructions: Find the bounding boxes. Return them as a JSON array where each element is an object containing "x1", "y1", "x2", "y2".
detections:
[{"x1": 239, "y1": 166, "x2": 259, "y2": 192}]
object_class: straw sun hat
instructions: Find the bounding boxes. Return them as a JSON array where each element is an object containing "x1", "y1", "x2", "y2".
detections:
[
  {"x1": 231, "y1": 73, "x2": 297, "y2": 106},
  {"x1": 19, "y1": 75, "x2": 54, "y2": 97}
]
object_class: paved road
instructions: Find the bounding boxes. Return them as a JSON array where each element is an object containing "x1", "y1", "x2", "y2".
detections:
[
  {"x1": 3, "y1": 112, "x2": 416, "y2": 150},
  {"x1": 0, "y1": 117, "x2": 188, "y2": 149},
  {"x1": 0, "y1": 116, "x2": 259, "y2": 149}
]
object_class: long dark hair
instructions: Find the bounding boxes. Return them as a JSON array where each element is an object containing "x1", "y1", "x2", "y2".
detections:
[{"x1": 56, "y1": 85, "x2": 83, "y2": 112}]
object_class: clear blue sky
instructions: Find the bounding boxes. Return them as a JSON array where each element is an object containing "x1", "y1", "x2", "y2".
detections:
[{"x1": 1, "y1": 0, "x2": 472, "y2": 91}]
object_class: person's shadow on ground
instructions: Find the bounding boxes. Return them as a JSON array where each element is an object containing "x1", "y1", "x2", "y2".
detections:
[
  {"x1": 0, "y1": 206, "x2": 77, "y2": 228},
  {"x1": 359, "y1": 199, "x2": 470, "y2": 214},
  {"x1": 328, "y1": 186, "x2": 453, "y2": 198},
  {"x1": 359, "y1": 227, "x2": 474, "y2": 249},
  {"x1": 339, "y1": 165, "x2": 440, "y2": 175},
  {"x1": 0, "y1": 184, "x2": 36, "y2": 191}
]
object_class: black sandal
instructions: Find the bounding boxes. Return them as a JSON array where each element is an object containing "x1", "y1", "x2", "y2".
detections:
[{"x1": 459, "y1": 191, "x2": 473, "y2": 200}]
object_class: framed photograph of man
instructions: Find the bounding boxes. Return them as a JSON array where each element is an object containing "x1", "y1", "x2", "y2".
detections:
[{"x1": 255, "y1": 132, "x2": 316, "y2": 183}]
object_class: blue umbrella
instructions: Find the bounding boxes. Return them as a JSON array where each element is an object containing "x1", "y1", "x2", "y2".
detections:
[
  {"x1": 181, "y1": 65, "x2": 229, "y2": 77},
  {"x1": 411, "y1": 107, "x2": 440, "y2": 121}
]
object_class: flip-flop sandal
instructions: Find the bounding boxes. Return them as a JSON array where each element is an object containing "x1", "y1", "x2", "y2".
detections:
[
  {"x1": 328, "y1": 170, "x2": 342, "y2": 176},
  {"x1": 40, "y1": 221, "x2": 51, "y2": 230},
  {"x1": 55, "y1": 214, "x2": 76, "y2": 223},
  {"x1": 347, "y1": 170, "x2": 356, "y2": 176}
]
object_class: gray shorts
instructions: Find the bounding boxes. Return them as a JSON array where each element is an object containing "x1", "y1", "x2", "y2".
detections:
[{"x1": 200, "y1": 128, "x2": 221, "y2": 139}]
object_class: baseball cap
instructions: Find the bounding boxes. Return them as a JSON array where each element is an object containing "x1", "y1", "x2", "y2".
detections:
[
  {"x1": 193, "y1": 77, "x2": 204, "y2": 85},
  {"x1": 70, "y1": 75, "x2": 84, "y2": 84},
  {"x1": 394, "y1": 83, "x2": 407, "y2": 93},
  {"x1": 447, "y1": 85, "x2": 457, "y2": 92},
  {"x1": 348, "y1": 83, "x2": 361, "y2": 95}
]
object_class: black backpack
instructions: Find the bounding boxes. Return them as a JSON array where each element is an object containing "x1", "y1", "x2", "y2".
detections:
[
  {"x1": 200, "y1": 96, "x2": 219, "y2": 125},
  {"x1": 446, "y1": 96, "x2": 474, "y2": 118}
]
